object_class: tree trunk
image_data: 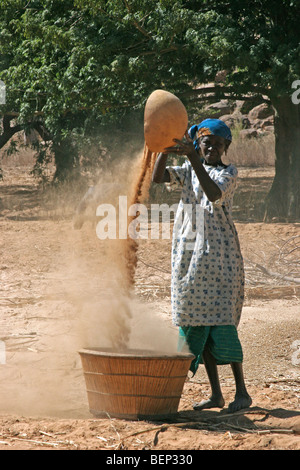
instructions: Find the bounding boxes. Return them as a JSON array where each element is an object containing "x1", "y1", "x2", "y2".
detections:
[
  {"x1": 52, "y1": 137, "x2": 80, "y2": 182},
  {"x1": 264, "y1": 95, "x2": 300, "y2": 222}
]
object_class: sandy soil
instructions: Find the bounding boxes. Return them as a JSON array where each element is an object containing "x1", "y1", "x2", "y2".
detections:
[{"x1": 0, "y1": 164, "x2": 299, "y2": 451}]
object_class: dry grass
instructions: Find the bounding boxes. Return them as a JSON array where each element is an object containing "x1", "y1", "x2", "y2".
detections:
[
  {"x1": 223, "y1": 132, "x2": 275, "y2": 168},
  {"x1": 1, "y1": 129, "x2": 275, "y2": 172},
  {"x1": 1, "y1": 141, "x2": 36, "y2": 168},
  {"x1": 1, "y1": 131, "x2": 276, "y2": 222}
]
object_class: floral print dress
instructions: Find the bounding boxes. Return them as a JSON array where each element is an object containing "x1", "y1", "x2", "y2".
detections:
[{"x1": 166, "y1": 160, "x2": 244, "y2": 328}]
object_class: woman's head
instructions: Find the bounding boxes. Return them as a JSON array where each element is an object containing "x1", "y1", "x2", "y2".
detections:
[{"x1": 188, "y1": 118, "x2": 232, "y2": 165}]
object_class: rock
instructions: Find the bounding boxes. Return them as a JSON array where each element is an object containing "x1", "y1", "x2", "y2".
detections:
[
  {"x1": 239, "y1": 129, "x2": 258, "y2": 139},
  {"x1": 237, "y1": 99, "x2": 264, "y2": 115},
  {"x1": 240, "y1": 115, "x2": 251, "y2": 129},
  {"x1": 262, "y1": 126, "x2": 274, "y2": 134},
  {"x1": 215, "y1": 70, "x2": 227, "y2": 83},
  {"x1": 219, "y1": 113, "x2": 250, "y2": 129},
  {"x1": 204, "y1": 99, "x2": 233, "y2": 118},
  {"x1": 261, "y1": 115, "x2": 274, "y2": 129},
  {"x1": 234, "y1": 100, "x2": 245, "y2": 111},
  {"x1": 248, "y1": 103, "x2": 274, "y2": 121},
  {"x1": 219, "y1": 114, "x2": 236, "y2": 128},
  {"x1": 202, "y1": 99, "x2": 274, "y2": 139},
  {"x1": 252, "y1": 119, "x2": 264, "y2": 129}
]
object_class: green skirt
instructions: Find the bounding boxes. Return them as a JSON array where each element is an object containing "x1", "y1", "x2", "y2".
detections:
[{"x1": 178, "y1": 325, "x2": 243, "y2": 375}]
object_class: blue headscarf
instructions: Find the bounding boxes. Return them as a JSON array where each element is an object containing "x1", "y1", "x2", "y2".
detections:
[{"x1": 188, "y1": 118, "x2": 232, "y2": 151}]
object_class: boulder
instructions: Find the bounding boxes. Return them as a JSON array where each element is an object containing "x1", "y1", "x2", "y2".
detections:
[
  {"x1": 219, "y1": 114, "x2": 236, "y2": 128},
  {"x1": 252, "y1": 119, "x2": 264, "y2": 129},
  {"x1": 234, "y1": 100, "x2": 245, "y2": 111},
  {"x1": 261, "y1": 126, "x2": 274, "y2": 134},
  {"x1": 220, "y1": 113, "x2": 250, "y2": 129},
  {"x1": 261, "y1": 115, "x2": 274, "y2": 129},
  {"x1": 214, "y1": 70, "x2": 227, "y2": 83},
  {"x1": 250, "y1": 115, "x2": 274, "y2": 132},
  {"x1": 240, "y1": 115, "x2": 251, "y2": 129},
  {"x1": 239, "y1": 129, "x2": 258, "y2": 139},
  {"x1": 201, "y1": 98, "x2": 275, "y2": 139},
  {"x1": 236, "y1": 99, "x2": 264, "y2": 115},
  {"x1": 248, "y1": 103, "x2": 274, "y2": 121},
  {"x1": 204, "y1": 99, "x2": 233, "y2": 118}
]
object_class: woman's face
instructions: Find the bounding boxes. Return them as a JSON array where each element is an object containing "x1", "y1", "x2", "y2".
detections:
[{"x1": 199, "y1": 135, "x2": 228, "y2": 165}]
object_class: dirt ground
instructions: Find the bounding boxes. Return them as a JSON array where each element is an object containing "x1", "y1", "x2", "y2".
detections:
[{"x1": 0, "y1": 162, "x2": 299, "y2": 451}]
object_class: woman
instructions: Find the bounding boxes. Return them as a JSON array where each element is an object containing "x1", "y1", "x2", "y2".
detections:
[{"x1": 152, "y1": 118, "x2": 252, "y2": 413}]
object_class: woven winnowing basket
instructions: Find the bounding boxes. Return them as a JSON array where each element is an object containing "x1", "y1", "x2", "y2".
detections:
[
  {"x1": 79, "y1": 348, "x2": 194, "y2": 419},
  {"x1": 144, "y1": 89, "x2": 188, "y2": 152}
]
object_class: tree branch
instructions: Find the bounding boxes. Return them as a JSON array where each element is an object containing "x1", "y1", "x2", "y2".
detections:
[
  {"x1": 245, "y1": 258, "x2": 300, "y2": 284},
  {"x1": 0, "y1": 115, "x2": 23, "y2": 150},
  {"x1": 182, "y1": 85, "x2": 270, "y2": 102},
  {"x1": 189, "y1": 94, "x2": 270, "y2": 104},
  {"x1": 123, "y1": 0, "x2": 152, "y2": 38},
  {"x1": 0, "y1": 113, "x2": 53, "y2": 151}
]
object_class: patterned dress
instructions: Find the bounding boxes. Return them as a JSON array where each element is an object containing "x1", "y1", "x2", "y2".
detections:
[{"x1": 166, "y1": 160, "x2": 244, "y2": 329}]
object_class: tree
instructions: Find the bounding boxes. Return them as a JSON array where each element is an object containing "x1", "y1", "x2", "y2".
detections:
[
  {"x1": 0, "y1": 0, "x2": 84, "y2": 180},
  {"x1": 75, "y1": 0, "x2": 300, "y2": 221},
  {"x1": 187, "y1": 0, "x2": 300, "y2": 222},
  {"x1": 0, "y1": 0, "x2": 299, "y2": 220}
]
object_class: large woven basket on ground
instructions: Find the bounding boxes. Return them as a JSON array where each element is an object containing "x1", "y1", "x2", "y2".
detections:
[{"x1": 79, "y1": 348, "x2": 194, "y2": 420}]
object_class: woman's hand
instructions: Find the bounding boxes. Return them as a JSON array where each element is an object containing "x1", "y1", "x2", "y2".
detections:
[
  {"x1": 164, "y1": 131, "x2": 222, "y2": 202},
  {"x1": 163, "y1": 131, "x2": 199, "y2": 161}
]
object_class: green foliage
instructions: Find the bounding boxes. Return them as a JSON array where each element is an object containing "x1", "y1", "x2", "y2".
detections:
[
  {"x1": 1, "y1": 1, "x2": 298, "y2": 122},
  {"x1": 0, "y1": 0, "x2": 299, "y2": 182}
]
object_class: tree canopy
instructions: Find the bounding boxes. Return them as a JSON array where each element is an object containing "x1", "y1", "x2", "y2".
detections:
[{"x1": 0, "y1": 0, "x2": 299, "y2": 218}]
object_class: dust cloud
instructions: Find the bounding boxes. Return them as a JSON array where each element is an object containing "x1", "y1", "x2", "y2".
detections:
[
  {"x1": 0, "y1": 145, "x2": 180, "y2": 418},
  {"x1": 71, "y1": 143, "x2": 176, "y2": 353}
]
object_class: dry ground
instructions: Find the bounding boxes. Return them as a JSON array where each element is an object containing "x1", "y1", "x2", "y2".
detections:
[{"x1": 0, "y1": 162, "x2": 299, "y2": 451}]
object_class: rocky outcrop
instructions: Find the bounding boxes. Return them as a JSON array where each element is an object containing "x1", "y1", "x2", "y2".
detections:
[
  {"x1": 204, "y1": 100, "x2": 275, "y2": 139},
  {"x1": 203, "y1": 99, "x2": 234, "y2": 118},
  {"x1": 248, "y1": 103, "x2": 274, "y2": 121}
]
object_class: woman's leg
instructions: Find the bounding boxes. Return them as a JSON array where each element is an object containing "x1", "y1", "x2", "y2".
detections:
[
  {"x1": 193, "y1": 345, "x2": 225, "y2": 410},
  {"x1": 228, "y1": 362, "x2": 252, "y2": 412}
]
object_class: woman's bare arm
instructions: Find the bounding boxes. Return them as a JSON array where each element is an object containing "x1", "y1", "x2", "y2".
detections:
[
  {"x1": 164, "y1": 136, "x2": 221, "y2": 202},
  {"x1": 152, "y1": 152, "x2": 171, "y2": 183}
]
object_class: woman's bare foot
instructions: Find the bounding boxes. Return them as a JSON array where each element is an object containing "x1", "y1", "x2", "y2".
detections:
[
  {"x1": 193, "y1": 395, "x2": 225, "y2": 411},
  {"x1": 228, "y1": 392, "x2": 252, "y2": 413}
]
